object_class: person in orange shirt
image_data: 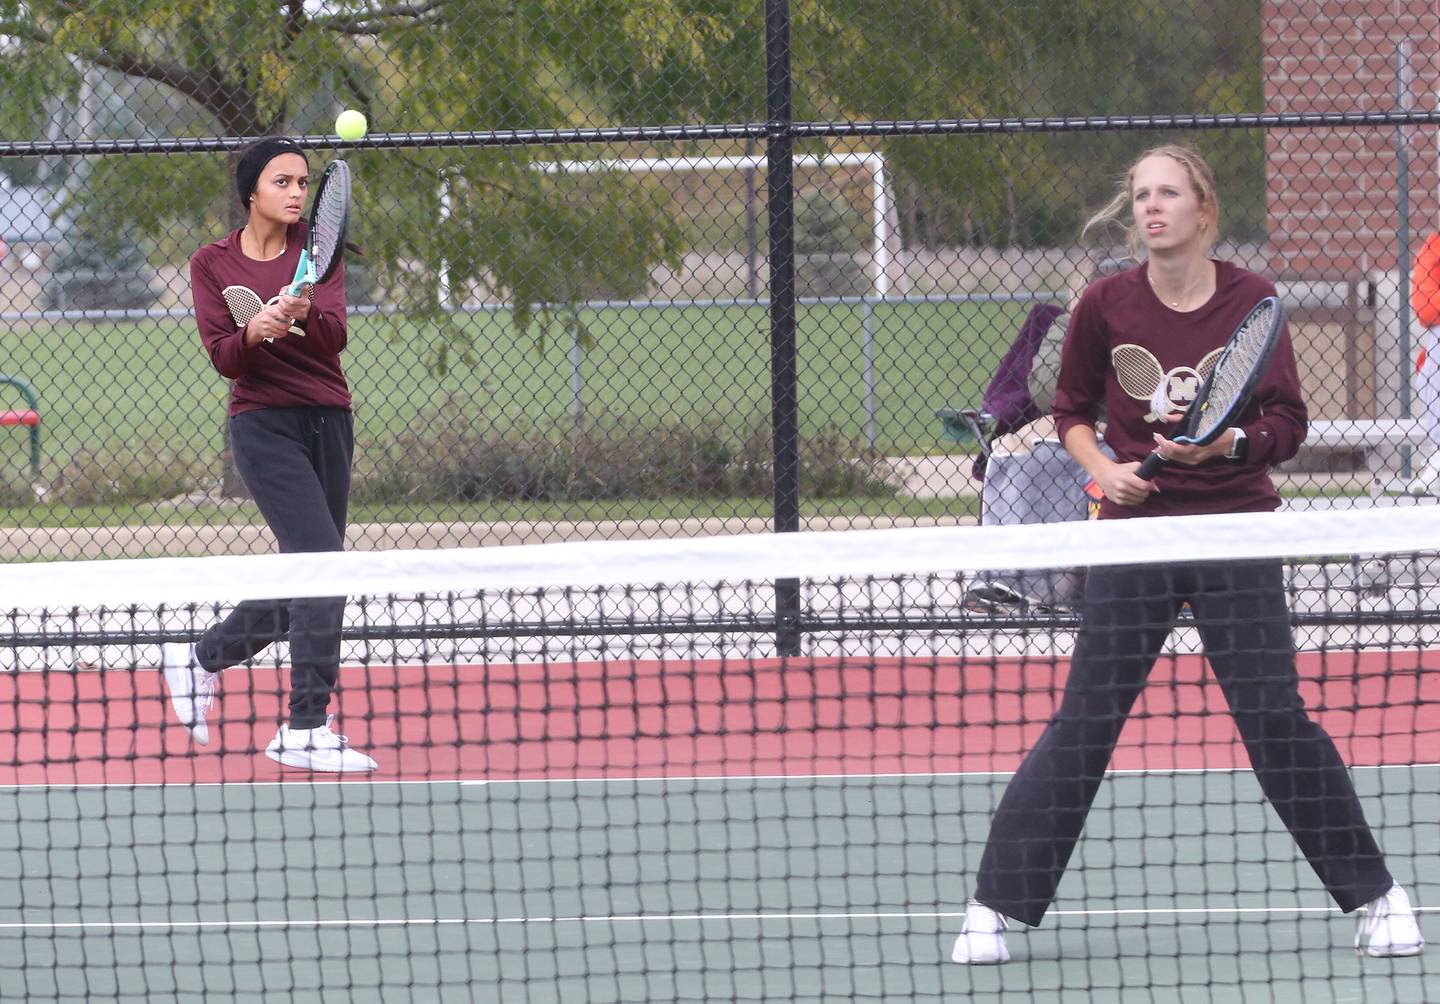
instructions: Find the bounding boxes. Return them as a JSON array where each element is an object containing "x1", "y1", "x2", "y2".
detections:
[{"x1": 1410, "y1": 233, "x2": 1440, "y2": 494}]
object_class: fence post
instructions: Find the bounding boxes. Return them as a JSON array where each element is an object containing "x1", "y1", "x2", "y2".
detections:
[
  {"x1": 765, "y1": 0, "x2": 801, "y2": 656},
  {"x1": 1396, "y1": 41, "x2": 1414, "y2": 476}
]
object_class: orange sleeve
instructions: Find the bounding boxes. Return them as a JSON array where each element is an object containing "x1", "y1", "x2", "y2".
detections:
[{"x1": 1412, "y1": 233, "x2": 1440, "y2": 326}]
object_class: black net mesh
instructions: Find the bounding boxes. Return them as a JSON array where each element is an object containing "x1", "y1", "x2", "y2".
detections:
[{"x1": 0, "y1": 513, "x2": 1434, "y2": 997}]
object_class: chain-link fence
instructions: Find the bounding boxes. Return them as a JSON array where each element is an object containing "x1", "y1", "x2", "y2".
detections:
[{"x1": 0, "y1": 1, "x2": 1437, "y2": 559}]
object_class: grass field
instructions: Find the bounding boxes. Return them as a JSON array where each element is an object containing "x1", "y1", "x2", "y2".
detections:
[
  {"x1": 0, "y1": 299, "x2": 1025, "y2": 477},
  {"x1": 0, "y1": 299, "x2": 1015, "y2": 533}
]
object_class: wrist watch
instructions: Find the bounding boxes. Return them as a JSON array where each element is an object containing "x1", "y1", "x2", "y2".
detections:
[{"x1": 1225, "y1": 427, "x2": 1248, "y2": 461}]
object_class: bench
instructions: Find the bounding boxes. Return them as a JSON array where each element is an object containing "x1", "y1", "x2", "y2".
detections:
[
  {"x1": 1303, "y1": 418, "x2": 1429, "y2": 495},
  {"x1": 0, "y1": 376, "x2": 40, "y2": 479}
]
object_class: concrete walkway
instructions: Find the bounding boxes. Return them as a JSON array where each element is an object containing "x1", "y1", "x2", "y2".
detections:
[
  {"x1": 0, "y1": 457, "x2": 1428, "y2": 560},
  {"x1": 0, "y1": 512, "x2": 978, "y2": 560}
]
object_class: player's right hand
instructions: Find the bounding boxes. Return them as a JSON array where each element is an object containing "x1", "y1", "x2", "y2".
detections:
[
  {"x1": 276, "y1": 289, "x2": 311, "y2": 325},
  {"x1": 248, "y1": 301, "x2": 296, "y2": 343},
  {"x1": 1097, "y1": 461, "x2": 1158, "y2": 507}
]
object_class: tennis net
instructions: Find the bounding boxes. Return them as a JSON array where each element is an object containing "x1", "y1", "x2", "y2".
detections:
[{"x1": 0, "y1": 509, "x2": 1435, "y2": 1000}]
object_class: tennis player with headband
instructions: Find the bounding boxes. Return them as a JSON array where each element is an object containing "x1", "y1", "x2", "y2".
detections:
[
  {"x1": 953, "y1": 144, "x2": 1422, "y2": 963},
  {"x1": 161, "y1": 137, "x2": 375, "y2": 773}
]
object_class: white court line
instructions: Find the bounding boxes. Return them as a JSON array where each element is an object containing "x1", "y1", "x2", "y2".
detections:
[
  {"x1": 2, "y1": 905, "x2": 1436, "y2": 934},
  {"x1": 457, "y1": 762, "x2": 1440, "y2": 786},
  {"x1": 0, "y1": 761, "x2": 1434, "y2": 790}
]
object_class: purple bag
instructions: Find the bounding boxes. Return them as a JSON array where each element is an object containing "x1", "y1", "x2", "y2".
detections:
[
  {"x1": 970, "y1": 302, "x2": 1065, "y2": 481},
  {"x1": 983, "y1": 302, "x2": 1065, "y2": 434}
]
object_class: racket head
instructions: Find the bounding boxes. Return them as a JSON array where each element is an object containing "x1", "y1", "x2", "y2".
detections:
[
  {"x1": 221, "y1": 285, "x2": 264, "y2": 329},
  {"x1": 1176, "y1": 295, "x2": 1285, "y2": 444},
  {"x1": 306, "y1": 159, "x2": 351, "y2": 285}
]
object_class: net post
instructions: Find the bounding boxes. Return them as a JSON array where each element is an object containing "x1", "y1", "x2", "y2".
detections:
[{"x1": 766, "y1": 0, "x2": 801, "y2": 656}]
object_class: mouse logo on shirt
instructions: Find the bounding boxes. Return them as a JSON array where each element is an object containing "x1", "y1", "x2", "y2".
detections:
[{"x1": 1111, "y1": 344, "x2": 1224, "y2": 422}]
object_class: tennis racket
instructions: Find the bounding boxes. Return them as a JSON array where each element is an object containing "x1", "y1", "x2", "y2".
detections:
[
  {"x1": 1135, "y1": 295, "x2": 1285, "y2": 481},
  {"x1": 285, "y1": 159, "x2": 352, "y2": 296},
  {"x1": 229, "y1": 161, "x2": 350, "y2": 342},
  {"x1": 222, "y1": 285, "x2": 303, "y2": 341}
]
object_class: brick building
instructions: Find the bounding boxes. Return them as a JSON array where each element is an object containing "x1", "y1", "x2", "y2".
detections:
[
  {"x1": 1264, "y1": 1, "x2": 1440, "y2": 428},
  {"x1": 1265, "y1": 0, "x2": 1440, "y2": 276}
]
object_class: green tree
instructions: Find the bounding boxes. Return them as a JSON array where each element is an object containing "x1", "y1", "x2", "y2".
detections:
[
  {"x1": 1019, "y1": 0, "x2": 1266, "y2": 245},
  {"x1": 0, "y1": 0, "x2": 1263, "y2": 299},
  {"x1": 0, "y1": 0, "x2": 694, "y2": 364}
]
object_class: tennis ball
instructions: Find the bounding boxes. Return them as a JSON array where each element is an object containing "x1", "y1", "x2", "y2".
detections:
[{"x1": 335, "y1": 109, "x2": 368, "y2": 142}]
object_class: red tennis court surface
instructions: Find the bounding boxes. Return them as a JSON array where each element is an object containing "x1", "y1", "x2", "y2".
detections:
[{"x1": 0, "y1": 648, "x2": 1434, "y2": 785}]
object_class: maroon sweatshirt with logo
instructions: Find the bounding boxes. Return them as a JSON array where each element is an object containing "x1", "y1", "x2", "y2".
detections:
[
  {"x1": 1054, "y1": 261, "x2": 1306, "y2": 519},
  {"x1": 189, "y1": 223, "x2": 351, "y2": 416}
]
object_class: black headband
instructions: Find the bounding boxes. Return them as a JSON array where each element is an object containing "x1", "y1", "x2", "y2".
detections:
[{"x1": 235, "y1": 138, "x2": 307, "y2": 211}]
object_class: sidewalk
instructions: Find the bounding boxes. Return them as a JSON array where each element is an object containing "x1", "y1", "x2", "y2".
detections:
[
  {"x1": 0, "y1": 512, "x2": 976, "y2": 560},
  {"x1": 0, "y1": 461, "x2": 1426, "y2": 560},
  {"x1": 887, "y1": 454, "x2": 979, "y2": 499}
]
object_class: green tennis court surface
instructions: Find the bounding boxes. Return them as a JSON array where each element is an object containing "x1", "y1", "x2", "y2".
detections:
[{"x1": 0, "y1": 766, "x2": 1433, "y2": 1001}]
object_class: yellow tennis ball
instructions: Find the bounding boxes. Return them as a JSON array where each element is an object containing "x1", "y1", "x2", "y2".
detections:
[{"x1": 335, "y1": 109, "x2": 368, "y2": 142}]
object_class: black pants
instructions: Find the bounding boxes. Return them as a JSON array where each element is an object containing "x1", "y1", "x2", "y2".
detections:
[
  {"x1": 195, "y1": 407, "x2": 353, "y2": 730},
  {"x1": 973, "y1": 560, "x2": 1393, "y2": 927}
]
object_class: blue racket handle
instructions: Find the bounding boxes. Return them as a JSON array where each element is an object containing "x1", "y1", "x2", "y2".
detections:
[{"x1": 286, "y1": 249, "x2": 311, "y2": 296}]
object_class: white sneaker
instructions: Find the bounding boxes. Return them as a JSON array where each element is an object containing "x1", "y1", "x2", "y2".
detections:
[
  {"x1": 1408, "y1": 458, "x2": 1440, "y2": 496},
  {"x1": 159, "y1": 642, "x2": 217, "y2": 746},
  {"x1": 952, "y1": 899, "x2": 1011, "y2": 964},
  {"x1": 1355, "y1": 883, "x2": 1424, "y2": 957},
  {"x1": 265, "y1": 715, "x2": 378, "y2": 773}
]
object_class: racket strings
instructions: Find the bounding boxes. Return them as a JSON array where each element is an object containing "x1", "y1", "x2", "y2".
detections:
[
  {"x1": 309, "y1": 164, "x2": 352, "y2": 278},
  {"x1": 1191, "y1": 302, "x2": 1275, "y2": 438}
]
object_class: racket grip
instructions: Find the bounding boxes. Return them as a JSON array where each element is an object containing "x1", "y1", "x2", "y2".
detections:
[
  {"x1": 1135, "y1": 451, "x2": 1167, "y2": 481},
  {"x1": 287, "y1": 250, "x2": 310, "y2": 296}
]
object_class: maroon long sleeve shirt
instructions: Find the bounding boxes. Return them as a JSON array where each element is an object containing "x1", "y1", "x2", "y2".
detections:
[
  {"x1": 189, "y1": 223, "x2": 351, "y2": 416},
  {"x1": 1054, "y1": 261, "x2": 1307, "y2": 519}
]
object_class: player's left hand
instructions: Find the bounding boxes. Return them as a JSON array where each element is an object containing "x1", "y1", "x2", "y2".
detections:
[
  {"x1": 1150, "y1": 429, "x2": 1227, "y2": 466},
  {"x1": 276, "y1": 288, "x2": 310, "y2": 325}
]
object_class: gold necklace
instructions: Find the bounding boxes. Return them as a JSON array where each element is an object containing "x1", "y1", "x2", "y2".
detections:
[
  {"x1": 240, "y1": 226, "x2": 286, "y2": 261},
  {"x1": 1147, "y1": 266, "x2": 1204, "y2": 310}
]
